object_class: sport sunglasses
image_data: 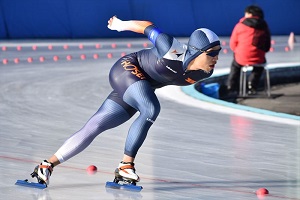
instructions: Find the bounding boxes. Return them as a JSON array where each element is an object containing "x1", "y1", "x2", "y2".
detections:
[{"x1": 190, "y1": 46, "x2": 222, "y2": 57}]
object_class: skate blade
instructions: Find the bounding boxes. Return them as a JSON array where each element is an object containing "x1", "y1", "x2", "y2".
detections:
[
  {"x1": 105, "y1": 181, "x2": 142, "y2": 192},
  {"x1": 15, "y1": 179, "x2": 47, "y2": 189}
]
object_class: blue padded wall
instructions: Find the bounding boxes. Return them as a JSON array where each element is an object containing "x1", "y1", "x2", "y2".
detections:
[{"x1": 0, "y1": 0, "x2": 299, "y2": 39}]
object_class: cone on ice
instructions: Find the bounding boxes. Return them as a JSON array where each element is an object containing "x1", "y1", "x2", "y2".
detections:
[{"x1": 288, "y1": 32, "x2": 296, "y2": 50}]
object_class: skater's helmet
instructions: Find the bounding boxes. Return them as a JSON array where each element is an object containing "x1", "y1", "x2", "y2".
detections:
[{"x1": 183, "y1": 28, "x2": 220, "y2": 70}]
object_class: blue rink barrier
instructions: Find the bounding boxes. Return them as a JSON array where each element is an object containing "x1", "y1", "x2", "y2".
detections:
[
  {"x1": 181, "y1": 84, "x2": 300, "y2": 121},
  {"x1": 0, "y1": 0, "x2": 300, "y2": 39},
  {"x1": 181, "y1": 63, "x2": 300, "y2": 121}
]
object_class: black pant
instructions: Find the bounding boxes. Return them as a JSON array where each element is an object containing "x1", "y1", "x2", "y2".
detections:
[{"x1": 227, "y1": 59, "x2": 265, "y2": 92}]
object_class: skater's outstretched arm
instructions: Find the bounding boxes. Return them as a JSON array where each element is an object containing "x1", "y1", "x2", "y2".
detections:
[
  {"x1": 108, "y1": 16, "x2": 176, "y2": 58},
  {"x1": 107, "y1": 16, "x2": 153, "y2": 34}
]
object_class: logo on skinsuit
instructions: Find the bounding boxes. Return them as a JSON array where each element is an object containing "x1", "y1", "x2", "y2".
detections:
[
  {"x1": 121, "y1": 60, "x2": 146, "y2": 80},
  {"x1": 146, "y1": 118, "x2": 155, "y2": 123},
  {"x1": 185, "y1": 77, "x2": 196, "y2": 84},
  {"x1": 171, "y1": 50, "x2": 183, "y2": 58}
]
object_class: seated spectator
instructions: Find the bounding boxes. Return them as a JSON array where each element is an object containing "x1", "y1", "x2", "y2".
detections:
[{"x1": 227, "y1": 5, "x2": 271, "y2": 95}]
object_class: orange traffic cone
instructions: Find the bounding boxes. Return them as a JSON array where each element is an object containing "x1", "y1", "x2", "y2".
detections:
[{"x1": 288, "y1": 32, "x2": 296, "y2": 50}]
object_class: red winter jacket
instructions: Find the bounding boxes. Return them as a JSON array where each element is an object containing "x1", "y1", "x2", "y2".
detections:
[{"x1": 230, "y1": 17, "x2": 271, "y2": 66}]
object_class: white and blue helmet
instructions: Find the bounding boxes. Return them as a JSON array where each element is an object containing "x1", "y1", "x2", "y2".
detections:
[{"x1": 183, "y1": 28, "x2": 220, "y2": 70}]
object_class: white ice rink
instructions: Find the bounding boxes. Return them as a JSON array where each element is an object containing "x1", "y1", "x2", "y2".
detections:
[{"x1": 1, "y1": 37, "x2": 300, "y2": 199}]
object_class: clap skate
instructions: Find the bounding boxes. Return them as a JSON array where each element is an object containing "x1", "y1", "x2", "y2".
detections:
[
  {"x1": 106, "y1": 162, "x2": 143, "y2": 191},
  {"x1": 15, "y1": 160, "x2": 54, "y2": 189}
]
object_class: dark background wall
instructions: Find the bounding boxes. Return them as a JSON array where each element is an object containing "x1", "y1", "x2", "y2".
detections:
[{"x1": 0, "y1": 0, "x2": 299, "y2": 39}]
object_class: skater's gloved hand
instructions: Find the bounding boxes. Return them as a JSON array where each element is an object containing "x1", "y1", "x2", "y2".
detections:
[{"x1": 107, "y1": 16, "x2": 124, "y2": 32}]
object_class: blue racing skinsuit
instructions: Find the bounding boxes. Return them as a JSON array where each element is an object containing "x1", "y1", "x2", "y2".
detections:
[{"x1": 54, "y1": 25, "x2": 214, "y2": 163}]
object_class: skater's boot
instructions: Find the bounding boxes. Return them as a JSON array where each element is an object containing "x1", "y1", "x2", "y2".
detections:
[
  {"x1": 115, "y1": 161, "x2": 140, "y2": 183},
  {"x1": 31, "y1": 160, "x2": 54, "y2": 185}
]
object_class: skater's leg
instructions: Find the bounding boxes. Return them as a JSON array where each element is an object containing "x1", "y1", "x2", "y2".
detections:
[
  {"x1": 48, "y1": 92, "x2": 138, "y2": 166},
  {"x1": 108, "y1": 56, "x2": 160, "y2": 182},
  {"x1": 122, "y1": 154, "x2": 134, "y2": 163},
  {"x1": 33, "y1": 98, "x2": 135, "y2": 183},
  {"x1": 44, "y1": 94, "x2": 136, "y2": 167},
  {"x1": 122, "y1": 80, "x2": 160, "y2": 158},
  {"x1": 53, "y1": 98, "x2": 135, "y2": 164},
  {"x1": 113, "y1": 81, "x2": 160, "y2": 182},
  {"x1": 34, "y1": 92, "x2": 137, "y2": 185},
  {"x1": 48, "y1": 155, "x2": 60, "y2": 167}
]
